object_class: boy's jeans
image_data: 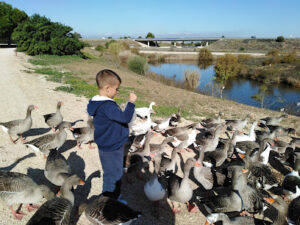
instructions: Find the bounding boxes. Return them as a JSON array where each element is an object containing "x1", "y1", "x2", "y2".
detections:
[{"x1": 98, "y1": 146, "x2": 124, "y2": 198}]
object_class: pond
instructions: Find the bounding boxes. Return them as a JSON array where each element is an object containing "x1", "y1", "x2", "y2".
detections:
[{"x1": 148, "y1": 62, "x2": 300, "y2": 115}]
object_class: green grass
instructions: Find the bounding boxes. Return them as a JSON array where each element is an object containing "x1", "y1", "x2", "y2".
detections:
[{"x1": 29, "y1": 55, "x2": 82, "y2": 66}]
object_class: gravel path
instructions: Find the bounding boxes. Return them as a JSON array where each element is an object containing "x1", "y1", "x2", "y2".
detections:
[{"x1": 0, "y1": 48, "x2": 207, "y2": 225}]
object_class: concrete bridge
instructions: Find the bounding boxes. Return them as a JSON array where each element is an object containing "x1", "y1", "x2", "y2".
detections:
[{"x1": 133, "y1": 38, "x2": 220, "y2": 47}]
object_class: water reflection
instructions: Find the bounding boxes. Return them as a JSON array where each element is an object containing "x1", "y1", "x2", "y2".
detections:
[{"x1": 148, "y1": 62, "x2": 300, "y2": 115}]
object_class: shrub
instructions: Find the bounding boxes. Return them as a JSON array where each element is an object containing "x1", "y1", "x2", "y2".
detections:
[
  {"x1": 95, "y1": 45, "x2": 105, "y2": 52},
  {"x1": 130, "y1": 47, "x2": 139, "y2": 55},
  {"x1": 266, "y1": 49, "x2": 280, "y2": 57},
  {"x1": 198, "y1": 48, "x2": 213, "y2": 63},
  {"x1": 276, "y1": 36, "x2": 285, "y2": 42},
  {"x1": 107, "y1": 42, "x2": 126, "y2": 55},
  {"x1": 281, "y1": 51, "x2": 299, "y2": 64},
  {"x1": 237, "y1": 54, "x2": 252, "y2": 63},
  {"x1": 12, "y1": 14, "x2": 84, "y2": 55},
  {"x1": 146, "y1": 32, "x2": 155, "y2": 38},
  {"x1": 239, "y1": 47, "x2": 245, "y2": 51},
  {"x1": 128, "y1": 55, "x2": 149, "y2": 75},
  {"x1": 214, "y1": 54, "x2": 239, "y2": 85},
  {"x1": 105, "y1": 39, "x2": 116, "y2": 49},
  {"x1": 183, "y1": 69, "x2": 201, "y2": 90}
]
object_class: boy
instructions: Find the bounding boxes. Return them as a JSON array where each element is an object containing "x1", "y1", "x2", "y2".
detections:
[{"x1": 87, "y1": 69, "x2": 137, "y2": 199}]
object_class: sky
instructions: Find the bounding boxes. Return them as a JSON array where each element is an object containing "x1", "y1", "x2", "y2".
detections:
[{"x1": 3, "y1": 0, "x2": 300, "y2": 38}]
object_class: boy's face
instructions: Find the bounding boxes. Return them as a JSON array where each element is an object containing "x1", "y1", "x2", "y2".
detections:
[{"x1": 106, "y1": 82, "x2": 120, "y2": 99}]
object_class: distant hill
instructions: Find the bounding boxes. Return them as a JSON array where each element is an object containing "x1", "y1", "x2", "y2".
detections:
[{"x1": 207, "y1": 38, "x2": 300, "y2": 53}]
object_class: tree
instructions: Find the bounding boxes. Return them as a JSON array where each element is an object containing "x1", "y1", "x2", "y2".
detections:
[
  {"x1": 276, "y1": 36, "x2": 285, "y2": 42},
  {"x1": 0, "y1": 2, "x2": 28, "y2": 44},
  {"x1": 214, "y1": 54, "x2": 239, "y2": 98},
  {"x1": 146, "y1": 32, "x2": 155, "y2": 38},
  {"x1": 12, "y1": 14, "x2": 84, "y2": 55},
  {"x1": 72, "y1": 32, "x2": 82, "y2": 39},
  {"x1": 198, "y1": 48, "x2": 213, "y2": 69}
]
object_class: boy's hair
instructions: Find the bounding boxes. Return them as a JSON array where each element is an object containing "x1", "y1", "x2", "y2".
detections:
[{"x1": 96, "y1": 69, "x2": 122, "y2": 89}]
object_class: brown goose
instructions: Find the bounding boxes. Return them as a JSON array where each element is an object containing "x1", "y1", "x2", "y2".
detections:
[
  {"x1": 202, "y1": 112, "x2": 224, "y2": 125},
  {"x1": 0, "y1": 170, "x2": 54, "y2": 220},
  {"x1": 71, "y1": 116, "x2": 95, "y2": 149},
  {"x1": 169, "y1": 106, "x2": 182, "y2": 127},
  {"x1": 226, "y1": 114, "x2": 252, "y2": 133},
  {"x1": 0, "y1": 105, "x2": 37, "y2": 144},
  {"x1": 164, "y1": 123, "x2": 202, "y2": 137},
  {"x1": 152, "y1": 114, "x2": 176, "y2": 132},
  {"x1": 149, "y1": 136, "x2": 175, "y2": 157},
  {"x1": 193, "y1": 146, "x2": 226, "y2": 190},
  {"x1": 264, "y1": 197, "x2": 289, "y2": 225},
  {"x1": 44, "y1": 149, "x2": 71, "y2": 186},
  {"x1": 159, "y1": 144, "x2": 182, "y2": 174},
  {"x1": 259, "y1": 114, "x2": 288, "y2": 126},
  {"x1": 26, "y1": 174, "x2": 84, "y2": 225},
  {"x1": 195, "y1": 124, "x2": 225, "y2": 152},
  {"x1": 43, "y1": 101, "x2": 63, "y2": 132},
  {"x1": 25, "y1": 121, "x2": 73, "y2": 157},
  {"x1": 79, "y1": 196, "x2": 141, "y2": 225},
  {"x1": 162, "y1": 158, "x2": 201, "y2": 213}
]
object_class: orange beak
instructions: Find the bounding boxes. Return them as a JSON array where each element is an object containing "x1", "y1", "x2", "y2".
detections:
[
  {"x1": 61, "y1": 102, "x2": 64, "y2": 106},
  {"x1": 238, "y1": 153, "x2": 245, "y2": 159},
  {"x1": 242, "y1": 169, "x2": 248, "y2": 173},
  {"x1": 56, "y1": 190, "x2": 61, "y2": 196},
  {"x1": 205, "y1": 220, "x2": 210, "y2": 225},
  {"x1": 149, "y1": 152, "x2": 156, "y2": 158},
  {"x1": 264, "y1": 197, "x2": 275, "y2": 205},
  {"x1": 34, "y1": 105, "x2": 38, "y2": 110},
  {"x1": 69, "y1": 126, "x2": 74, "y2": 131},
  {"x1": 194, "y1": 161, "x2": 202, "y2": 167},
  {"x1": 79, "y1": 179, "x2": 85, "y2": 185},
  {"x1": 180, "y1": 149, "x2": 185, "y2": 153}
]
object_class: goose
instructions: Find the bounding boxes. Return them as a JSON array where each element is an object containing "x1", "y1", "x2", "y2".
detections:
[
  {"x1": 193, "y1": 146, "x2": 226, "y2": 190},
  {"x1": 195, "y1": 124, "x2": 225, "y2": 152},
  {"x1": 264, "y1": 197, "x2": 289, "y2": 225},
  {"x1": 288, "y1": 196, "x2": 300, "y2": 225},
  {"x1": 0, "y1": 105, "x2": 37, "y2": 144},
  {"x1": 71, "y1": 116, "x2": 95, "y2": 149},
  {"x1": 164, "y1": 122, "x2": 202, "y2": 137},
  {"x1": 169, "y1": 106, "x2": 182, "y2": 127},
  {"x1": 256, "y1": 129, "x2": 277, "y2": 142},
  {"x1": 125, "y1": 132, "x2": 153, "y2": 181},
  {"x1": 79, "y1": 196, "x2": 141, "y2": 225},
  {"x1": 130, "y1": 112, "x2": 152, "y2": 136},
  {"x1": 129, "y1": 133, "x2": 147, "y2": 153},
  {"x1": 152, "y1": 114, "x2": 176, "y2": 132},
  {"x1": 144, "y1": 153, "x2": 166, "y2": 203},
  {"x1": 259, "y1": 114, "x2": 288, "y2": 126},
  {"x1": 159, "y1": 144, "x2": 182, "y2": 174},
  {"x1": 0, "y1": 170, "x2": 54, "y2": 220},
  {"x1": 202, "y1": 112, "x2": 224, "y2": 124},
  {"x1": 135, "y1": 102, "x2": 155, "y2": 119},
  {"x1": 25, "y1": 121, "x2": 73, "y2": 157},
  {"x1": 26, "y1": 174, "x2": 84, "y2": 225},
  {"x1": 226, "y1": 114, "x2": 252, "y2": 133},
  {"x1": 44, "y1": 149, "x2": 71, "y2": 186},
  {"x1": 235, "y1": 121, "x2": 257, "y2": 143},
  {"x1": 282, "y1": 153, "x2": 300, "y2": 200},
  {"x1": 162, "y1": 158, "x2": 201, "y2": 213},
  {"x1": 196, "y1": 167, "x2": 245, "y2": 213},
  {"x1": 43, "y1": 101, "x2": 64, "y2": 132},
  {"x1": 171, "y1": 123, "x2": 201, "y2": 151},
  {"x1": 149, "y1": 136, "x2": 175, "y2": 157},
  {"x1": 263, "y1": 125, "x2": 296, "y2": 137},
  {"x1": 204, "y1": 212, "x2": 272, "y2": 225}
]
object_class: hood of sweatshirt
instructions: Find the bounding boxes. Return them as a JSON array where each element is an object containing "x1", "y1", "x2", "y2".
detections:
[{"x1": 87, "y1": 95, "x2": 115, "y2": 117}]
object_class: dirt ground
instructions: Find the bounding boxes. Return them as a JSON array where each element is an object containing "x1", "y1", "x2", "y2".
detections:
[{"x1": 0, "y1": 48, "x2": 299, "y2": 225}]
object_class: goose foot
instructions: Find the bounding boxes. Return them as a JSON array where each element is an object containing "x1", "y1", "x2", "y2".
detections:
[
  {"x1": 9, "y1": 135, "x2": 16, "y2": 144},
  {"x1": 171, "y1": 201, "x2": 180, "y2": 214},
  {"x1": 187, "y1": 202, "x2": 198, "y2": 213},
  {"x1": 240, "y1": 210, "x2": 247, "y2": 216},
  {"x1": 10, "y1": 206, "x2": 26, "y2": 220},
  {"x1": 26, "y1": 204, "x2": 39, "y2": 212}
]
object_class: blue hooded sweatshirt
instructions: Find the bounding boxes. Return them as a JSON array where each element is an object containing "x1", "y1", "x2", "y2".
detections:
[{"x1": 87, "y1": 95, "x2": 135, "y2": 152}]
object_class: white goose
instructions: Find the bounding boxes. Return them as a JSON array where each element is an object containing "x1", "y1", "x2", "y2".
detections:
[
  {"x1": 135, "y1": 102, "x2": 155, "y2": 118},
  {"x1": 235, "y1": 121, "x2": 257, "y2": 143},
  {"x1": 130, "y1": 112, "x2": 152, "y2": 136}
]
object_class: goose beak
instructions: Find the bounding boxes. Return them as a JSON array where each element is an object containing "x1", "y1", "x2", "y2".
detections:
[
  {"x1": 61, "y1": 102, "x2": 64, "y2": 106},
  {"x1": 149, "y1": 152, "x2": 156, "y2": 159},
  {"x1": 238, "y1": 153, "x2": 245, "y2": 159},
  {"x1": 79, "y1": 179, "x2": 85, "y2": 185},
  {"x1": 56, "y1": 190, "x2": 61, "y2": 196},
  {"x1": 242, "y1": 169, "x2": 248, "y2": 173},
  {"x1": 264, "y1": 197, "x2": 275, "y2": 205},
  {"x1": 180, "y1": 149, "x2": 185, "y2": 153},
  {"x1": 204, "y1": 220, "x2": 211, "y2": 225},
  {"x1": 34, "y1": 105, "x2": 38, "y2": 110},
  {"x1": 194, "y1": 161, "x2": 202, "y2": 167},
  {"x1": 69, "y1": 126, "x2": 74, "y2": 131}
]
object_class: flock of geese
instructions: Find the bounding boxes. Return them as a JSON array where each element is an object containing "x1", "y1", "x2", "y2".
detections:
[{"x1": 0, "y1": 101, "x2": 300, "y2": 225}]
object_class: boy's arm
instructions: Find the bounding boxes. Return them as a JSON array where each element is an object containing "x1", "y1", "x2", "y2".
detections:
[{"x1": 103, "y1": 102, "x2": 135, "y2": 124}]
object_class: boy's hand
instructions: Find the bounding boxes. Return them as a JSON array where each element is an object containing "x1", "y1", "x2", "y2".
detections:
[{"x1": 129, "y1": 91, "x2": 137, "y2": 103}]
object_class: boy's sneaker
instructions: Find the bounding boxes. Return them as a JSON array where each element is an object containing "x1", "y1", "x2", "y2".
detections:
[{"x1": 117, "y1": 194, "x2": 128, "y2": 205}]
